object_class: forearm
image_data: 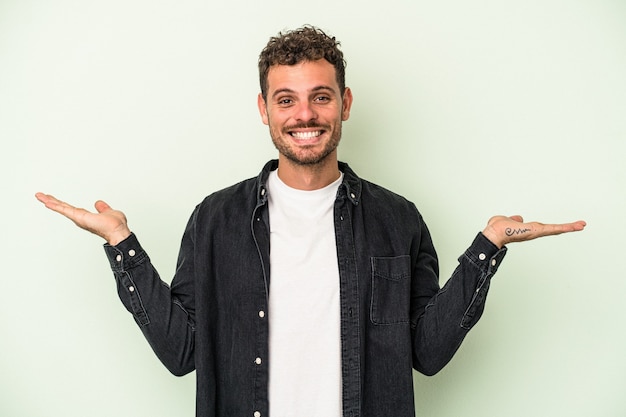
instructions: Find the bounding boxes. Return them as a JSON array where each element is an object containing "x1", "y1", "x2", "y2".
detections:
[
  {"x1": 411, "y1": 233, "x2": 506, "y2": 375},
  {"x1": 104, "y1": 233, "x2": 196, "y2": 376}
]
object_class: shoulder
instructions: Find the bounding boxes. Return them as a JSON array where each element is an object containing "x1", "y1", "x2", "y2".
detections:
[
  {"x1": 361, "y1": 179, "x2": 411, "y2": 204},
  {"x1": 194, "y1": 160, "x2": 275, "y2": 213},
  {"x1": 197, "y1": 177, "x2": 258, "y2": 213},
  {"x1": 361, "y1": 178, "x2": 419, "y2": 213},
  {"x1": 341, "y1": 161, "x2": 422, "y2": 218}
]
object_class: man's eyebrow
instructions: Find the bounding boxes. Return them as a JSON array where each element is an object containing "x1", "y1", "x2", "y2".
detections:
[
  {"x1": 271, "y1": 85, "x2": 336, "y2": 99},
  {"x1": 311, "y1": 85, "x2": 336, "y2": 93},
  {"x1": 271, "y1": 88, "x2": 295, "y2": 99}
]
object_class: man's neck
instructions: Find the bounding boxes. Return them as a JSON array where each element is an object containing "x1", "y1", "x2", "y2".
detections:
[{"x1": 276, "y1": 155, "x2": 341, "y2": 191}]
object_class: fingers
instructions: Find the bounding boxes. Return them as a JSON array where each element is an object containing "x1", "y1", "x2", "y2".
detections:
[
  {"x1": 94, "y1": 200, "x2": 112, "y2": 213},
  {"x1": 35, "y1": 192, "x2": 58, "y2": 208},
  {"x1": 483, "y1": 215, "x2": 586, "y2": 248},
  {"x1": 36, "y1": 192, "x2": 131, "y2": 245},
  {"x1": 515, "y1": 219, "x2": 586, "y2": 241},
  {"x1": 35, "y1": 192, "x2": 96, "y2": 226},
  {"x1": 487, "y1": 214, "x2": 524, "y2": 227},
  {"x1": 550, "y1": 220, "x2": 587, "y2": 235},
  {"x1": 35, "y1": 192, "x2": 75, "y2": 214},
  {"x1": 36, "y1": 193, "x2": 113, "y2": 216}
]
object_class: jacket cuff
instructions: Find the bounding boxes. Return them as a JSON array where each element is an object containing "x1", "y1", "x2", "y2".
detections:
[
  {"x1": 103, "y1": 233, "x2": 148, "y2": 271},
  {"x1": 464, "y1": 232, "x2": 507, "y2": 274}
]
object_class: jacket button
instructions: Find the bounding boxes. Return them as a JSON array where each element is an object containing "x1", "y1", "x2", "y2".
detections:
[
  {"x1": 255, "y1": 357, "x2": 262, "y2": 365},
  {"x1": 258, "y1": 310, "x2": 265, "y2": 318},
  {"x1": 254, "y1": 411, "x2": 261, "y2": 417}
]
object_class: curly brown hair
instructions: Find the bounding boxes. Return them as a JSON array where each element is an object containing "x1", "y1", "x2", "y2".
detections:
[{"x1": 258, "y1": 26, "x2": 346, "y2": 101}]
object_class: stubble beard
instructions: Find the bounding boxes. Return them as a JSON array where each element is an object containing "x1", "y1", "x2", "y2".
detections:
[{"x1": 269, "y1": 122, "x2": 342, "y2": 166}]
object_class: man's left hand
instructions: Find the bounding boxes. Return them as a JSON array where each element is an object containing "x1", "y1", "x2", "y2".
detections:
[{"x1": 482, "y1": 215, "x2": 586, "y2": 248}]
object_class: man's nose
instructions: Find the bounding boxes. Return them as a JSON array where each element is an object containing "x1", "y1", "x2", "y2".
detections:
[{"x1": 294, "y1": 101, "x2": 318, "y2": 122}]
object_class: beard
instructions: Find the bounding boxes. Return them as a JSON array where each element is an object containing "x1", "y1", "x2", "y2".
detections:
[{"x1": 269, "y1": 121, "x2": 342, "y2": 166}]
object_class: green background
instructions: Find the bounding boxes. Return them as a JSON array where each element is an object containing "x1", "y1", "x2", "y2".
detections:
[{"x1": 1, "y1": 0, "x2": 624, "y2": 415}]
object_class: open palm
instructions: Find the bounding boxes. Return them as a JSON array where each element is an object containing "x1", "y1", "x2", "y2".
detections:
[{"x1": 35, "y1": 193, "x2": 131, "y2": 246}]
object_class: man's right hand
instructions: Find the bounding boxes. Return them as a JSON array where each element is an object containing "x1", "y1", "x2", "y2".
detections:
[{"x1": 35, "y1": 193, "x2": 132, "y2": 246}]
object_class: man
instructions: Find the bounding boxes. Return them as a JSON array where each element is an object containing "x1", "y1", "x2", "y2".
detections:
[{"x1": 35, "y1": 26, "x2": 586, "y2": 417}]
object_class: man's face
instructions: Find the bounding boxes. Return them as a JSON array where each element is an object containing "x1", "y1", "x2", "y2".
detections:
[{"x1": 257, "y1": 59, "x2": 352, "y2": 166}]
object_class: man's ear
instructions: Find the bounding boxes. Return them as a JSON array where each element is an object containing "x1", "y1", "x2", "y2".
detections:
[
  {"x1": 257, "y1": 93, "x2": 269, "y2": 125},
  {"x1": 341, "y1": 87, "x2": 353, "y2": 121}
]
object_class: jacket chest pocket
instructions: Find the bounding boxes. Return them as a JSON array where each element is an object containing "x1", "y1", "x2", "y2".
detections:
[{"x1": 370, "y1": 255, "x2": 411, "y2": 325}]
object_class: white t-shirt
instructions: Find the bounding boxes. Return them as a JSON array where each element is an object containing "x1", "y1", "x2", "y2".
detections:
[{"x1": 267, "y1": 169, "x2": 343, "y2": 417}]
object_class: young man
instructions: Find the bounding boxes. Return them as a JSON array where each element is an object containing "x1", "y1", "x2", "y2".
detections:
[{"x1": 36, "y1": 26, "x2": 585, "y2": 417}]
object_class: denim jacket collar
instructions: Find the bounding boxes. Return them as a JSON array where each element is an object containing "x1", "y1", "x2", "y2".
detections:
[{"x1": 255, "y1": 159, "x2": 362, "y2": 207}]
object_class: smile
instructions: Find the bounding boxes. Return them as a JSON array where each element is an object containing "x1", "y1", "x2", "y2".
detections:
[{"x1": 289, "y1": 130, "x2": 323, "y2": 139}]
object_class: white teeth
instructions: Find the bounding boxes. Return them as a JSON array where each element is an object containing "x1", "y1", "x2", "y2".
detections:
[{"x1": 291, "y1": 130, "x2": 322, "y2": 139}]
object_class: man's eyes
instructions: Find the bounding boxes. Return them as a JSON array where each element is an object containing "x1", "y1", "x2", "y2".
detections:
[{"x1": 275, "y1": 95, "x2": 332, "y2": 106}]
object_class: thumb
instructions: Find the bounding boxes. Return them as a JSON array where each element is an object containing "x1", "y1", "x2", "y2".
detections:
[{"x1": 94, "y1": 200, "x2": 112, "y2": 213}]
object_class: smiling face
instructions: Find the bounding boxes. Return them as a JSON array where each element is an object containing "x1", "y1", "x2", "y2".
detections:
[{"x1": 257, "y1": 59, "x2": 353, "y2": 170}]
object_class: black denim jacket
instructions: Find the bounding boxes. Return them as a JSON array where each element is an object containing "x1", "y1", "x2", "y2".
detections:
[{"x1": 104, "y1": 160, "x2": 506, "y2": 417}]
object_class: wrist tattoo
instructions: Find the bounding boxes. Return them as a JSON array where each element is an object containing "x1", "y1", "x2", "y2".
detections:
[{"x1": 505, "y1": 227, "x2": 532, "y2": 237}]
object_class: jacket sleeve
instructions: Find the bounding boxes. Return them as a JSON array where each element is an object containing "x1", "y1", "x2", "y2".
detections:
[
  {"x1": 103, "y1": 212, "x2": 198, "y2": 376},
  {"x1": 410, "y1": 216, "x2": 507, "y2": 376}
]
